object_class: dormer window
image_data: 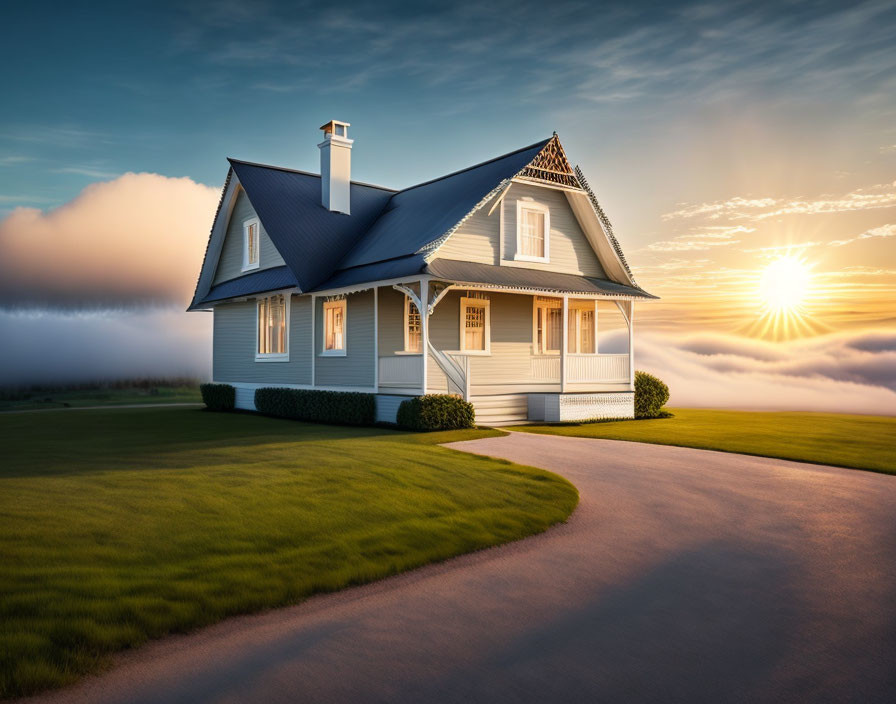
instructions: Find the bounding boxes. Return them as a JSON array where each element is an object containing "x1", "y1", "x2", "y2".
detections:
[
  {"x1": 243, "y1": 217, "x2": 260, "y2": 271},
  {"x1": 515, "y1": 200, "x2": 550, "y2": 262}
]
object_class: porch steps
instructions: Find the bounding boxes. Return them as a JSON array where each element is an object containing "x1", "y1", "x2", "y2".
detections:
[{"x1": 470, "y1": 394, "x2": 529, "y2": 427}]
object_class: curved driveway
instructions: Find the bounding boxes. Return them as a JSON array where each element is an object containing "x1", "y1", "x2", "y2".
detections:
[{"x1": 26, "y1": 433, "x2": 896, "y2": 704}]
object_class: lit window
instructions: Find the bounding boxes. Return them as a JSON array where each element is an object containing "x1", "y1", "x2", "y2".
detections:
[
  {"x1": 534, "y1": 298, "x2": 598, "y2": 354},
  {"x1": 516, "y1": 201, "x2": 550, "y2": 262},
  {"x1": 460, "y1": 296, "x2": 490, "y2": 353},
  {"x1": 243, "y1": 218, "x2": 260, "y2": 271},
  {"x1": 257, "y1": 294, "x2": 288, "y2": 359},
  {"x1": 323, "y1": 299, "x2": 347, "y2": 354},
  {"x1": 404, "y1": 296, "x2": 422, "y2": 353},
  {"x1": 534, "y1": 297, "x2": 562, "y2": 354}
]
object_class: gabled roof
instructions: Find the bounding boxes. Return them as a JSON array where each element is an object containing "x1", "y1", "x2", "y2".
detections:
[{"x1": 189, "y1": 135, "x2": 651, "y2": 309}]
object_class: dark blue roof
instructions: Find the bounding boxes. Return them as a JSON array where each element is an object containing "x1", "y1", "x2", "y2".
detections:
[
  {"x1": 190, "y1": 136, "x2": 637, "y2": 308},
  {"x1": 228, "y1": 160, "x2": 394, "y2": 292},
  {"x1": 200, "y1": 265, "x2": 298, "y2": 305},
  {"x1": 337, "y1": 138, "x2": 550, "y2": 269}
]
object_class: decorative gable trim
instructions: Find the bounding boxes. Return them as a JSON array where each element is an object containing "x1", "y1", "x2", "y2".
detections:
[
  {"x1": 519, "y1": 134, "x2": 580, "y2": 189},
  {"x1": 574, "y1": 166, "x2": 637, "y2": 286}
]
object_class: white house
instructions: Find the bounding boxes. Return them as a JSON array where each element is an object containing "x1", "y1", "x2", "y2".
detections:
[{"x1": 188, "y1": 121, "x2": 656, "y2": 424}]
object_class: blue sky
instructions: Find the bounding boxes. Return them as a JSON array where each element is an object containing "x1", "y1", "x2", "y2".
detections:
[{"x1": 1, "y1": 0, "x2": 895, "y2": 410}]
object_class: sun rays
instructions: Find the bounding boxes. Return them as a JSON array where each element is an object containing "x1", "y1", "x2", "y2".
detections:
[{"x1": 740, "y1": 255, "x2": 830, "y2": 341}]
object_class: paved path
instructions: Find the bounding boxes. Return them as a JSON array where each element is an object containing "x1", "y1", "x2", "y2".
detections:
[{"x1": 25, "y1": 434, "x2": 896, "y2": 704}]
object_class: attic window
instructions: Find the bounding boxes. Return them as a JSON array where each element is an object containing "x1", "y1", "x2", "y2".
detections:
[
  {"x1": 515, "y1": 200, "x2": 550, "y2": 262},
  {"x1": 243, "y1": 218, "x2": 260, "y2": 271}
]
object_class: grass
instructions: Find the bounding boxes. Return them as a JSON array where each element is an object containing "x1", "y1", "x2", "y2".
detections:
[
  {"x1": 0, "y1": 408, "x2": 577, "y2": 699},
  {"x1": 518, "y1": 408, "x2": 896, "y2": 475},
  {"x1": 0, "y1": 384, "x2": 201, "y2": 412}
]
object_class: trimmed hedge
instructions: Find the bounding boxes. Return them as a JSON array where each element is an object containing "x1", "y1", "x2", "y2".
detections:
[
  {"x1": 200, "y1": 383, "x2": 235, "y2": 411},
  {"x1": 397, "y1": 394, "x2": 476, "y2": 432},
  {"x1": 634, "y1": 371, "x2": 670, "y2": 419},
  {"x1": 254, "y1": 387, "x2": 376, "y2": 426}
]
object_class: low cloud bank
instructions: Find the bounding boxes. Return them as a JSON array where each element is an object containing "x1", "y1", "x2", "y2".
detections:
[
  {"x1": 0, "y1": 173, "x2": 220, "y2": 309},
  {"x1": 0, "y1": 309, "x2": 211, "y2": 385},
  {"x1": 614, "y1": 327, "x2": 896, "y2": 415}
]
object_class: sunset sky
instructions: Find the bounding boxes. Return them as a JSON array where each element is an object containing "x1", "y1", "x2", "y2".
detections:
[{"x1": 1, "y1": 0, "x2": 894, "y2": 413}]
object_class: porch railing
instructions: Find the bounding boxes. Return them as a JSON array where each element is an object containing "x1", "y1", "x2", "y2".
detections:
[
  {"x1": 530, "y1": 353, "x2": 630, "y2": 383},
  {"x1": 567, "y1": 353, "x2": 630, "y2": 383},
  {"x1": 378, "y1": 355, "x2": 422, "y2": 387}
]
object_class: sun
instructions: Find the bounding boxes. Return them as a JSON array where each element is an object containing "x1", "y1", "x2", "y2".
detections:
[{"x1": 759, "y1": 255, "x2": 812, "y2": 314}]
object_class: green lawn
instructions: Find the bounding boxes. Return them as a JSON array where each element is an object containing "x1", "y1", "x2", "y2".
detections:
[
  {"x1": 518, "y1": 408, "x2": 896, "y2": 475},
  {"x1": 0, "y1": 385, "x2": 201, "y2": 412},
  {"x1": 0, "y1": 408, "x2": 577, "y2": 699}
]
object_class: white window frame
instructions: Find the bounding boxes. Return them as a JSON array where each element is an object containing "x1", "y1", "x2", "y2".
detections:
[
  {"x1": 400, "y1": 295, "x2": 423, "y2": 354},
  {"x1": 459, "y1": 296, "x2": 491, "y2": 355},
  {"x1": 255, "y1": 293, "x2": 290, "y2": 362},
  {"x1": 515, "y1": 199, "x2": 550, "y2": 263},
  {"x1": 242, "y1": 217, "x2": 261, "y2": 272},
  {"x1": 567, "y1": 300, "x2": 598, "y2": 354},
  {"x1": 321, "y1": 298, "x2": 347, "y2": 356},
  {"x1": 532, "y1": 297, "x2": 562, "y2": 355}
]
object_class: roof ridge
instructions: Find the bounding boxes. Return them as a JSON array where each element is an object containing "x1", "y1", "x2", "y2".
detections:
[
  {"x1": 395, "y1": 137, "x2": 553, "y2": 195},
  {"x1": 226, "y1": 158, "x2": 398, "y2": 192}
]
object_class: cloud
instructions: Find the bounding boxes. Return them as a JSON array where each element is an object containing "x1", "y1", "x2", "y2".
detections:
[
  {"x1": 0, "y1": 309, "x2": 211, "y2": 385},
  {"x1": 602, "y1": 327, "x2": 896, "y2": 415},
  {"x1": 0, "y1": 173, "x2": 220, "y2": 309},
  {"x1": 52, "y1": 166, "x2": 120, "y2": 179},
  {"x1": 644, "y1": 225, "x2": 750, "y2": 252},
  {"x1": 829, "y1": 223, "x2": 896, "y2": 247},
  {"x1": 663, "y1": 183, "x2": 896, "y2": 222}
]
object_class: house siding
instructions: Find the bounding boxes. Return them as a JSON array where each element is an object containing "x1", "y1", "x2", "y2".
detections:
[
  {"x1": 212, "y1": 294, "x2": 311, "y2": 384},
  {"x1": 433, "y1": 182, "x2": 606, "y2": 278},
  {"x1": 213, "y1": 189, "x2": 285, "y2": 284},
  {"x1": 502, "y1": 183, "x2": 606, "y2": 277},
  {"x1": 314, "y1": 289, "x2": 376, "y2": 388},
  {"x1": 436, "y1": 205, "x2": 499, "y2": 265},
  {"x1": 377, "y1": 285, "x2": 407, "y2": 355}
]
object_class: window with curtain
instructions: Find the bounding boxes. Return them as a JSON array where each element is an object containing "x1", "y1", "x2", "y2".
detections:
[
  {"x1": 567, "y1": 302, "x2": 597, "y2": 354},
  {"x1": 516, "y1": 201, "x2": 550, "y2": 261},
  {"x1": 534, "y1": 297, "x2": 562, "y2": 354},
  {"x1": 404, "y1": 296, "x2": 421, "y2": 352},
  {"x1": 257, "y1": 294, "x2": 287, "y2": 357},
  {"x1": 460, "y1": 297, "x2": 489, "y2": 352},
  {"x1": 323, "y1": 299, "x2": 346, "y2": 353}
]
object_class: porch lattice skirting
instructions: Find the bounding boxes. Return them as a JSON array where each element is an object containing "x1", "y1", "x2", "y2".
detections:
[{"x1": 529, "y1": 392, "x2": 635, "y2": 423}]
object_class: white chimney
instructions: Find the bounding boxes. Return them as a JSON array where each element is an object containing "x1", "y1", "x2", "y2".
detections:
[{"x1": 318, "y1": 119, "x2": 352, "y2": 214}]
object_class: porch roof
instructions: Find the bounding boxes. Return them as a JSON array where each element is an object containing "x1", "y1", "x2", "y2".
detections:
[
  {"x1": 424, "y1": 259, "x2": 657, "y2": 299},
  {"x1": 308, "y1": 256, "x2": 656, "y2": 298}
]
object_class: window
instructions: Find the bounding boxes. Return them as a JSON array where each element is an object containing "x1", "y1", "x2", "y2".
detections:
[
  {"x1": 403, "y1": 296, "x2": 422, "y2": 353},
  {"x1": 256, "y1": 294, "x2": 288, "y2": 360},
  {"x1": 515, "y1": 200, "x2": 550, "y2": 262},
  {"x1": 533, "y1": 297, "x2": 562, "y2": 354},
  {"x1": 322, "y1": 299, "x2": 346, "y2": 355},
  {"x1": 460, "y1": 296, "x2": 490, "y2": 353},
  {"x1": 568, "y1": 302, "x2": 597, "y2": 354},
  {"x1": 243, "y1": 218, "x2": 260, "y2": 271},
  {"x1": 533, "y1": 298, "x2": 598, "y2": 355}
]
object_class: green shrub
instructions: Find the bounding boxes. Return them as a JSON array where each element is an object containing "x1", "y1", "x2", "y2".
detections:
[
  {"x1": 397, "y1": 394, "x2": 476, "y2": 431},
  {"x1": 634, "y1": 371, "x2": 669, "y2": 419},
  {"x1": 200, "y1": 383, "x2": 235, "y2": 411},
  {"x1": 254, "y1": 388, "x2": 376, "y2": 426}
]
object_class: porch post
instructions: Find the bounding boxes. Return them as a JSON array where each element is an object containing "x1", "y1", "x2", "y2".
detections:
[
  {"x1": 561, "y1": 295, "x2": 568, "y2": 393},
  {"x1": 420, "y1": 278, "x2": 429, "y2": 395},
  {"x1": 628, "y1": 301, "x2": 635, "y2": 389},
  {"x1": 310, "y1": 293, "x2": 316, "y2": 388},
  {"x1": 373, "y1": 287, "x2": 379, "y2": 393}
]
